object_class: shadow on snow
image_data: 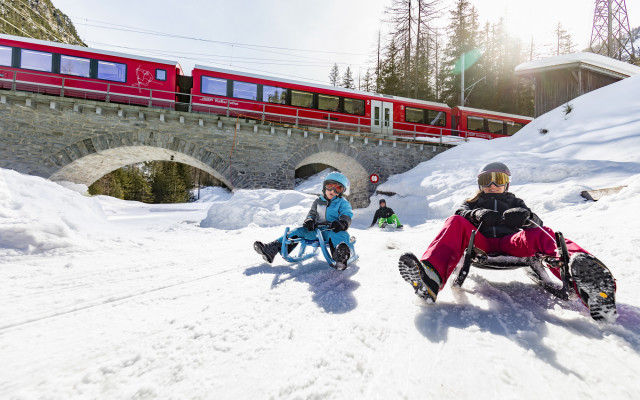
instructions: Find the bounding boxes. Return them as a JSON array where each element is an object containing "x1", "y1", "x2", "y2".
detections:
[
  {"x1": 244, "y1": 261, "x2": 360, "y2": 314},
  {"x1": 413, "y1": 276, "x2": 640, "y2": 376}
]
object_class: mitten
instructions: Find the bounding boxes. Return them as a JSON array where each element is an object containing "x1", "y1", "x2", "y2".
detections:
[
  {"x1": 330, "y1": 220, "x2": 347, "y2": 232},
  {"x1": 303, "y1": 218, "x2": 316, "y2": 231},
  {"x1": 472, "y1": 209, "x2": 501, "y2": 226},
  {"x1": 502, "y1": 208, "x2": 530, "y2": 228}
]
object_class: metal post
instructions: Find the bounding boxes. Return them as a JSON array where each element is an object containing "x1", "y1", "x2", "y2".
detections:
[
  {"x1": 148, "y1": 89, "x2": 153, "y2": 107},
  {"x1": 460, "y1": 52, "x2": 465, "y2": 106},
  {"x1": 11, "y1": 72, "x2": 16, "y2": 91},
  {"x1": 106, "y1": 84, "x2": 110, "y2": 103},
  {"x1": 226, "y1": 101, "x2": 230, "y2": 117},
  {"x1": 295, "y1": 109, "x2": 299, "y2": 126},
  {"x1": 61, "y1": 77, "x2": 65, "y2": 97}
]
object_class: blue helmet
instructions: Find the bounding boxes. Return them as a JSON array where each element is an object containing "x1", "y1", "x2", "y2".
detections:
[{"x1": 323, "y1": 171, "x2": 350, "y2": 197}]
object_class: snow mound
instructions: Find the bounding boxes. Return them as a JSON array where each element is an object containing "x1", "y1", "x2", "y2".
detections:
[
  {"x1": 0, "y1": 169, "x2": 108, "y2": 254},
  {"x1": 200, "y1": 189, "x2": 315, "y2": 230}
]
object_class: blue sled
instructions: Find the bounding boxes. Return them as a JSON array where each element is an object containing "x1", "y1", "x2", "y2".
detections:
[{"x1": 280, "y1": 226, "x2": 358, "y2": 268}]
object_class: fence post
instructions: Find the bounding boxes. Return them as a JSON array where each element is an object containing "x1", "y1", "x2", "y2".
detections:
[
  {"x1": 148, "y1": 89, "x2": 153, "y2": 107},
  {"x1": 295, "y1": 109, "x2": 299, "y2": 126},
  {"x1": 106, "y1": 84, "x2": 110, "y2": 103},
  {"x1": 261, "y1": 104, "x2": 265, "y2": 123},
  {"x1": 188, "y1": 94, "x2": 192, "y2": 113},
  {"x1": 60, "y1": 77, "x2": 65, "y2": 97},
  {"x1": 226, "y1": 101, "x2": 230, "y2": 117},
  {"x1": 11, "y1": 72, "x2": 16, "y2": 91}
]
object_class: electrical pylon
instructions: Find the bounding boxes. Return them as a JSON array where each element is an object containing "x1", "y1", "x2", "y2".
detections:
[{"x1": 590, "y1": 0, "x2": 636, "y2": 61}]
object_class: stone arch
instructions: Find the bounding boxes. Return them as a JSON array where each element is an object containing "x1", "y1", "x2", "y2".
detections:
[
  {"x1": 286, "y1": 143, "x2": 373, "y2": 208},
  {"x1": 48, "y1": 141, "x2": 232, "y2": 189}
]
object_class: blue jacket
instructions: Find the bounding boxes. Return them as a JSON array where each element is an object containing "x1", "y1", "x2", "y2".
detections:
[{"x1": 306, "y1": 195, "x2": 353, "y2": 228}]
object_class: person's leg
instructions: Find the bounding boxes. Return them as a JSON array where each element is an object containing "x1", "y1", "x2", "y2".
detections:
[{"x1": 420, "y1": 215, "x2": 491, "y2": 286}]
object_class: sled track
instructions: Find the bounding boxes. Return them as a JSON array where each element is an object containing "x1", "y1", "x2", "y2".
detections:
[{"x1": 0, "y1": 262, "x2": 256, "y2": 333}]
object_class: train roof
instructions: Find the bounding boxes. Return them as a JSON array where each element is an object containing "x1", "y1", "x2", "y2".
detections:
[
  {"x1": 0, "y1": 33, "x2": 179, "y2": 66},
  {"x1": 454, "y1": 106, "x2": 534, "y2": 121},
  {"x1": 194, "y1": 64, "x2": 451, "y2": 110}
]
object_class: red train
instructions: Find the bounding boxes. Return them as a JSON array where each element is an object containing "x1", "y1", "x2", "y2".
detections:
[{"x1": 0, "y1": 33, "x2": 533, "y2": 140}]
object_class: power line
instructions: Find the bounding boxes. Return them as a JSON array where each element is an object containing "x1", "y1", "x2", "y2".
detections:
[{"x1": 70, "y1": 16, "x2": 368, "y2": 56}]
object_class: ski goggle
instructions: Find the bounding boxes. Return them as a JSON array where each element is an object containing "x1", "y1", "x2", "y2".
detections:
[
  {"x1": 477, "y1": 172, "x2": 510, "y2": 187},
  {"x1": 324, "y1": 182, "x2": 344, "y2": 194}
]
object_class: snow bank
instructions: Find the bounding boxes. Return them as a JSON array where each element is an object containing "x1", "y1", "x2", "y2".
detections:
[
  {"x1": 376, "y1": 73, "x2": 640, "y2": 222},
  {"x1": 200, "y1": 189, "x2": 315, "y2": 230},
  {"x1": 0, "y1": 169, "x2": 108, "y2": 254}
]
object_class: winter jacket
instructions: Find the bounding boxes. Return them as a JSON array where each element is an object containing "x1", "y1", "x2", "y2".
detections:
[
  {"x1": 307, "y1": 195, "x2": 353, "y2": 229},
  {"x1": 455, "y1": 191, "x2": 543, "y2": 238},
  {"x1": 370, "y1": 206, "x2": 396, "y2": 226}
]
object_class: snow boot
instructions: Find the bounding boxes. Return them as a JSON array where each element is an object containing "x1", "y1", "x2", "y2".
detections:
[
  {"x1": 253, "y1": 240, "x2": 281, "y2": 264},
  {"x1": 332, "y1": 243, "x2": 351, "y2": 271},
  {"x1": 570, "y1": 253, "x2": 617, "y2": 321},
  {"x1": 398, "y1": 253, "x2": 442, "y2": 303}
]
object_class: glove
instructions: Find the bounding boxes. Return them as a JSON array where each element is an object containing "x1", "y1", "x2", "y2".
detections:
[
  {"x1": 303, "y1": 218, "x2": 316, "y2": 231},
  {"x1": 330, "y1": 220, "x2": 348, "y2": 232},
  {"x1": 502, "y1": 208, "x2": 530, "y2": 228},
  {"x1": 472, "y1": 209, "x2": 501, "y2": 226}
]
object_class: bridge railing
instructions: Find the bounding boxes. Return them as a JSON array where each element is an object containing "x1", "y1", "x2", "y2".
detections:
[{"x1": 0, "y1": 68, "x2": 472, "y2": 145}]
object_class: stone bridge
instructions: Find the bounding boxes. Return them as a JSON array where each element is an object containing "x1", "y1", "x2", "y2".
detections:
[{"x1": 0, "y1": 90, "x2": 452, "y2": 208}]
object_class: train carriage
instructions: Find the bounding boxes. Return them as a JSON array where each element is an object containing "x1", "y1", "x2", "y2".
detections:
[
  {"x1": 190, "y1": 65, "x2": 453, "y2": 140},
  {"x1": 0, "y1": 33, "x2": 534, "y2": 142},
  {"x1": 0, "y1": 33, "x2": 181, "y2": 109},
  {"x1": 452, "y1": 106, "x2": 534, "y2": 139}
]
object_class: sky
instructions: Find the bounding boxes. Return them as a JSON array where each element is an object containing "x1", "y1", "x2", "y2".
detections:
[
  {"x1": 50, "y1": 0, "x2": 640, "y2": 86},
  {"x1": 2, "y1": 57, "x2": 640, "y2": 398}
]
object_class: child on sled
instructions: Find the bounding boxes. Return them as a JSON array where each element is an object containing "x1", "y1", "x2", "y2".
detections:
[
  {"x1": 254, "y1": 171, "x2": 354, "y2": 270},
  {"x1": 398, "y1": 162, "x2": 617, "y2": 321}
]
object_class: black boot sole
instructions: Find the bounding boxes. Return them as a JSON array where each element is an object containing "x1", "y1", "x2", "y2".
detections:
[
  {"x1": 398, "y1": 253, "x2": 437, "y2": 302},
  {"x1": 571, "y1": 254, "x2": 617, "y2": 321}
]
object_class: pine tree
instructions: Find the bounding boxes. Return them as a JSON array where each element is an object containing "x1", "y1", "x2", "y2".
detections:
[
  {"x1": 341, "y1": 66, "x2": 355, "y2": 89},
  {"x1": 384, "y1": 0, "x2": 414, "y2": 97},
  {"x1": 554, "y1": 22, "x2": 575, "y2": 55},
  {"x1": 441, "y1": 0, "x2": 482, "y2": 107},
  {"x1": 362, "y1": 68, "x2": 374, "y2": 92},
  {"x1": 329, "y1": 63, "x2": 340, "y2": 86},
  {"x1": 379, "y1": 38, "x2": 403, "y2": 95}
]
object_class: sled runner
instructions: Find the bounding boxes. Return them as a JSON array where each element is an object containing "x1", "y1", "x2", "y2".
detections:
[
  {"x1": 452, "y1": 228, "x2": 574, "y2": 300},
  {"x1": 280, "y1": 224, "x2": 358, "y2": 268}
]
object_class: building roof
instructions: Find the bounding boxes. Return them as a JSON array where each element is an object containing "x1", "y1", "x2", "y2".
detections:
[{"x1": 515, "y1": 52, "x2": 640, "y2": 79}]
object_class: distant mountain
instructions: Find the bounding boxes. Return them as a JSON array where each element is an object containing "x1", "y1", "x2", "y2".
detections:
[{"x1": 0, "y1": 0, "x2": 85, "y2": 46}]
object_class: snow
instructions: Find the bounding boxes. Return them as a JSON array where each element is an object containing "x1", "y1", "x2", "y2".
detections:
[
  {"x1": 2, "y1": 75, "x2": 640, "y2": 399},
  {"x1": 515, "y1": 51, "x2": 640, "y2": 76}
]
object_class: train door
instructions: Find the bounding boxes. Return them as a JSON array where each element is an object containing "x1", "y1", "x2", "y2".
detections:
[{"x1": 371, "y1": 100, "x2": 393, "y2": 134}]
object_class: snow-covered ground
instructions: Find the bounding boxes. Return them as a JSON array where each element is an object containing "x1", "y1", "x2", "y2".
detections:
[{"x1": 2, "y1": 73, "x2": 640, "y2": 399}]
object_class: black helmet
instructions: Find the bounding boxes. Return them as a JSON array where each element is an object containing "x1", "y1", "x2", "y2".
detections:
[
  {"x1": 477, "y1": 162, "x2": 511, "y2": 190},
  {"x1": 379, "y1": 199, "x2": 386, "y2": 205}
]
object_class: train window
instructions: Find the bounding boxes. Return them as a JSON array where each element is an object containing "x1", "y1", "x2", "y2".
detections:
[
  {"x1": 343, "y1": 98, "x2": 364, "y2": 115},
  {"x1": 155, "y1": 69, "x2": 167, "y2": 81},
  {"x1": 232, "y1": 81, "x2": 257, "y2": 100},
  {"x1": 263, "y1": 86, "x2": 287, "y2": 104},
  {"x1": 201, "y1": 76, "x2": 227, "y2": 96},
  {"x1": 467, "y1": 116, "x2": 485, "y2": 132},
  {"x1": 20, "y1": 49, "x2": 52, "y2": 72},
  {"x1": 427, "y1": 110, "x2": 446, "y2": 127},
  {"x1": 318, "y1": 94, "x2": 339, "y2": 112},
  {"x1": 506, "y1": 122, "x2": 526, "y2": 136},
  {"x1": 60, "y1": 55, "x2": 90, "y2": 77},
  {"x1": 97, "y1": 60, "x2": 126, "y2": 82},
  {"x1": 487, "y1": 118, "x2": 504, "y2": 134},
  {"x1": 291, "y1": 89, "x2": 313, "y2": 108},
  {"x1": 405, "y1": 107, "x2": 425, "y2": 124},
  {"x1": 0, "y1": 46, "x2": 11, "y2": 66}
]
